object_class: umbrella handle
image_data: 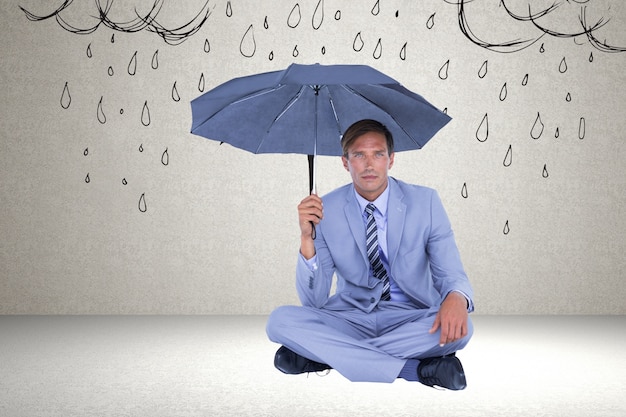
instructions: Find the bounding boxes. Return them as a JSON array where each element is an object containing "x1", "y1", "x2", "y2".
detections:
[{"x1": 308, "y1": 154, "x2": 317, "y2": 240}]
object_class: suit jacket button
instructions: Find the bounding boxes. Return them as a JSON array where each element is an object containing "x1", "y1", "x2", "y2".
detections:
[{"x1": 370, "y1": 297, "x2": 376, "y2": 304}]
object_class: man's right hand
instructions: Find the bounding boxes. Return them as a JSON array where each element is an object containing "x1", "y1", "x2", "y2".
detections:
[{"x1": 297, "y1": 194, "x2": 323, "y2": 259}]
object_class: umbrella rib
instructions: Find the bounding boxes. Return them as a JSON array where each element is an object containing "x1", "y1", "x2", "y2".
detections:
[
  {"x1": 340, "y1": 84, "x2": 423, "y2": 148},
  {"x1": 326, "y1": 88, "x2": 344, "y2": 145},
  {"x1": 193, "y1": 85, "x2": 285, "y2": 130},
  {"x1": 254, "y1": 85, "x2": 307, "y2": 153}
]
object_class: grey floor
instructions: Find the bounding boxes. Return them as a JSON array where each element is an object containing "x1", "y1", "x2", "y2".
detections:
[{"x1": 1, "y1": 315, "x2": 624, "y2": 417}]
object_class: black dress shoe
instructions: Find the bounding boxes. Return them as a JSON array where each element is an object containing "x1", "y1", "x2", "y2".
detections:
[
  {"x1": 274, "y1": 346, "x2": 331, "y2": 374},
  {"x1": 417, "y1": 355, "x2": 467, "y2": 390}
]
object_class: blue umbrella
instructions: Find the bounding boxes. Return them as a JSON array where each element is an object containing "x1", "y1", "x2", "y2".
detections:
[{"x1": 190, "y1": 63, "x2": 450, "y2": 192}]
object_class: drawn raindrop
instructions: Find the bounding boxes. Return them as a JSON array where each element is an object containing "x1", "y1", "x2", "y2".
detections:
[
  {"x1": 476, "y1": 113, "x2": 488, "y2": 142},
  {"x1": 542, "y1": 164, "x2": 549, "y2": 178},
  {"x1": 264, "y1": 16, "x2": 269, "y2": 29},
  {"x1": 371, "y1": 0, "x2": 380, "y2": 16},
  {"x1": 578, "y1": 117, "x2": 586, "y2": 140},
  {"x1": 128, "y1": 51, "x2": 137, "y2": 75},
  {"x1": 555, "y1": 127, "x2": 560, "y2": 138},
  {"x1": 60, "y1": 82, "x2": 71, "y2": 109},
  {"x1": 139, "y1": 144, "x2": 144, "y2": 152},
  {"x1": 334, "y1": 10, "x2": 341, "y2": 20},
  {"x1": 226, "y1": 1, "x2": 232, "y2": 17},
  {"x1": 522, "y1": 73, "x2": 529, "y2": 86},
  {"x1": 120, "y1": 108, "x2": 124, "y2": 115},
  {"x1": 566, "y1": 92, "x2": 572, "y2": 102},
  {"x1": 499, "y1": 82, "x2": 508, "y2": 101},
  {"x1": 97, "y1": 96, "x2": 106, "y2": 124},
  {"x1": 108, "y1": 66, "x2": 114, "y2": 76},
  {"x1": 111, "y1": 33, "x2": 115, "y2": 43},
  {"x1": 539, "y1": 43, "x2": 545, "y2": 53},
  {"x1": 399, "y1": 42, "x2": 407, "y2": 60},
  {"x1": 204, "y1": 39, "x2": 210, "y2": 53},
  {"x1": 292, "y1": 45, "x2": 299, "y2": 57},
  {"x1": 268, "y1": 51, "x2": 274, "y2": 60},
  {"x1": 138, "y1": 193, "x2": 147, "y2": 213},
  {"x1": 198, "y1": 73, "x2": 205, "y2": 92},
  {"x1": 531, "y1": 112, "x2": 544, "y2": 139},
  {"x1": 503, "y1": 145, "x2": 512, "y2": 167},
  {"x1": 426, "y1": 13, "x2": 435, "y2": 29},
  {"x1": 395, "y1": 10, "x2": 399, "y2": 18},
  {"x1": 478, "y1": 60, "x2": 488, "y2": 78},
  {"x1": 141, "y1": 101, "x2": 151, "y2": 126},
  {"x1": 438, "y1": 60, "x2": 450, "y2": 80},
  {"x1": 321, "y1": 46, "x2": 326, "y2": 55},
  {"x1": 461, "y1": 183, "x2": 468, "y2": 199},
  {"x1": 503, "y1": 220, "x2": 510, "y2": 235},
  {"x1": 172, "y1": 81, "x2": 180, "y2": 102},
  {"x1": 373, "y1": 38, "x2": 382, "y2": 59},
  {"x1": 151, "y1": 50, "x2": 159, "y2": 69},
  {"x1": 85, "y1": 173, "x2": 90, "y2": 183},
  {"x1": 122, "y1": 178, "x2": 127, "y2": 185},
  {"x1": 589, "y1": 52, "x2": 593, "y2": 62},
  {"x1": 559, "y1": 57, "x2": 568, "y2": 73},
  {"x1": 161, "y1": 148, "x2": 169, "y2": 166},
  {"x1": 83, "y1": 148, "x2": 88, "y2": 156},
  {"x1": 86, "y1": 43, "x2": 92, "y2": 58},
  {"x1": 240, "y1": 24, "x2": 256, "y2": 58},
  {"x1": 288, "y1": 4, "x2": 301, "y2": 28},
  {"x1": 312, "y1": 0, "x2": 324, "y2": 29},
  {"x1": 353, "y1": 32, "x2": 364, "y2": 52}
]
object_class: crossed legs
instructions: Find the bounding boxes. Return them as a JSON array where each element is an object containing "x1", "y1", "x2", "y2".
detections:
[{"x1": 266, "y1": 302, "x2": 473, "y2": 383}]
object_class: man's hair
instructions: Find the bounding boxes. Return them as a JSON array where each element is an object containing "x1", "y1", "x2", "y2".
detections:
[{"x1": 341, "y1": 119, "x2": 394, "y2": 156}]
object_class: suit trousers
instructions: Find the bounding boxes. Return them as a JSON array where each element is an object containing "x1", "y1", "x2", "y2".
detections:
[{"x1": 266, "y1": 301, "x2": 473, "y2": 383}]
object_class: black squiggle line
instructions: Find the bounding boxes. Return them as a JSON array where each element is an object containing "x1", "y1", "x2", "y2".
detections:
[
  {"x1": 21, "y1": 0, "x2": 111, "y2": 34},
  {"x1": 504, "y1": 1, "x2": 611, "y2": 43},
  {"x1": 580, "y1": 7, "x2": 626, "y2": 53},
  {"x1": 453, "y1": 0, "x2": 542, "y2": 53},
  {"x1": 141, "y1": 1, "x2": 213, "y2": 45},
  {"x1": 448, "y1": 0, "x2": 626, "y2": 53},
  {"x1": 20, "y1": 0, "x2": 213, "y2": 46}
]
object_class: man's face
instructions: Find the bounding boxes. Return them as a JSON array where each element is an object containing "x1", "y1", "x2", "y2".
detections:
[{"x1": 342, "y1": 131, "x2": 394, "y2": 201}]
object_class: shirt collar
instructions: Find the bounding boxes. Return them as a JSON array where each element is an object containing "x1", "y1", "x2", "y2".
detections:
[{"x1": 354, "y1": 181, "x2": 390, "y2": 217}]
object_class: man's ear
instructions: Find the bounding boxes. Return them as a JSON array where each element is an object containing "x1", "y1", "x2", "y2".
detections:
[
  {"x1": 342, "y1": 155, "x2": 349, "y2": 171},
  {"x1": 388, "y1": 152, "x2": 395, "y2": 170}
]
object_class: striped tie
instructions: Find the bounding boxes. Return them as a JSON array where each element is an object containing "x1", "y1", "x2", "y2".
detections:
[{"x1": 365, "y1": 203, "x2": 391, "y2": 301}]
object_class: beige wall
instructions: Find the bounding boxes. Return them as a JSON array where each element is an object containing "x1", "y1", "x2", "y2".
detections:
[{"x1": 1, "y1": 1, "x2": 625, "y2": 314}]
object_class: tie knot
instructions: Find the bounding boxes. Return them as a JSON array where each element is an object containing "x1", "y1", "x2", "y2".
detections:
[{"x1": 365, "y1": 203, "x2": 376, "y2": 216}]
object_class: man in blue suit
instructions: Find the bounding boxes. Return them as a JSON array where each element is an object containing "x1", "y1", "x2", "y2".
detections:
[{"x1": 266, "y1": 119, "x2": 474, "y2": 389}]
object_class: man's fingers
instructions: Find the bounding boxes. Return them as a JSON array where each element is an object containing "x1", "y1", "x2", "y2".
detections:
[
  {"x1": 299, "y1": 207, "x2": 322, "y2": 224},
  {"x1": 439, "y1": 320, "x2": 467, "y2": 345},
  {"x1": 301, "y1": 194, "x2": 323, "y2": 208},
  {"x1": 429, "y1": 313, "x2": 441, "y2": 335},
  {"x1": 439, "y1": 321, "x2": 449, "y2": 346},
  {"x1": 298, "y1": 197, "x2": 323, "y2": 221}
]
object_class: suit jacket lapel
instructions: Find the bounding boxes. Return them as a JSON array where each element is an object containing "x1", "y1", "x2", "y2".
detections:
[
  {"x1": 343, "y1": 187, "x2": 369, "y2": 266},
  {"x1": 386, "y1": 178, "x2": 407, "y2": 268}
]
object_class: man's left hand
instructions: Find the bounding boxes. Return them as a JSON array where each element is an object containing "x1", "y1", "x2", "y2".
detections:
[{"x1": 428, "y1": 292, "x2": 469, "y2": 347}]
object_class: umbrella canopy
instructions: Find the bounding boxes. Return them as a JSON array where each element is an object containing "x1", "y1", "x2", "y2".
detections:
[{"x1": 190, "y1": 63, "x2": 451, "y2": 160}]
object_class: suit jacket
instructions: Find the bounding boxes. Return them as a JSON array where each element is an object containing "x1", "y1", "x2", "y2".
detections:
[{"x1": 296, "y1": 177, "x2": 474, "y2": 313}]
